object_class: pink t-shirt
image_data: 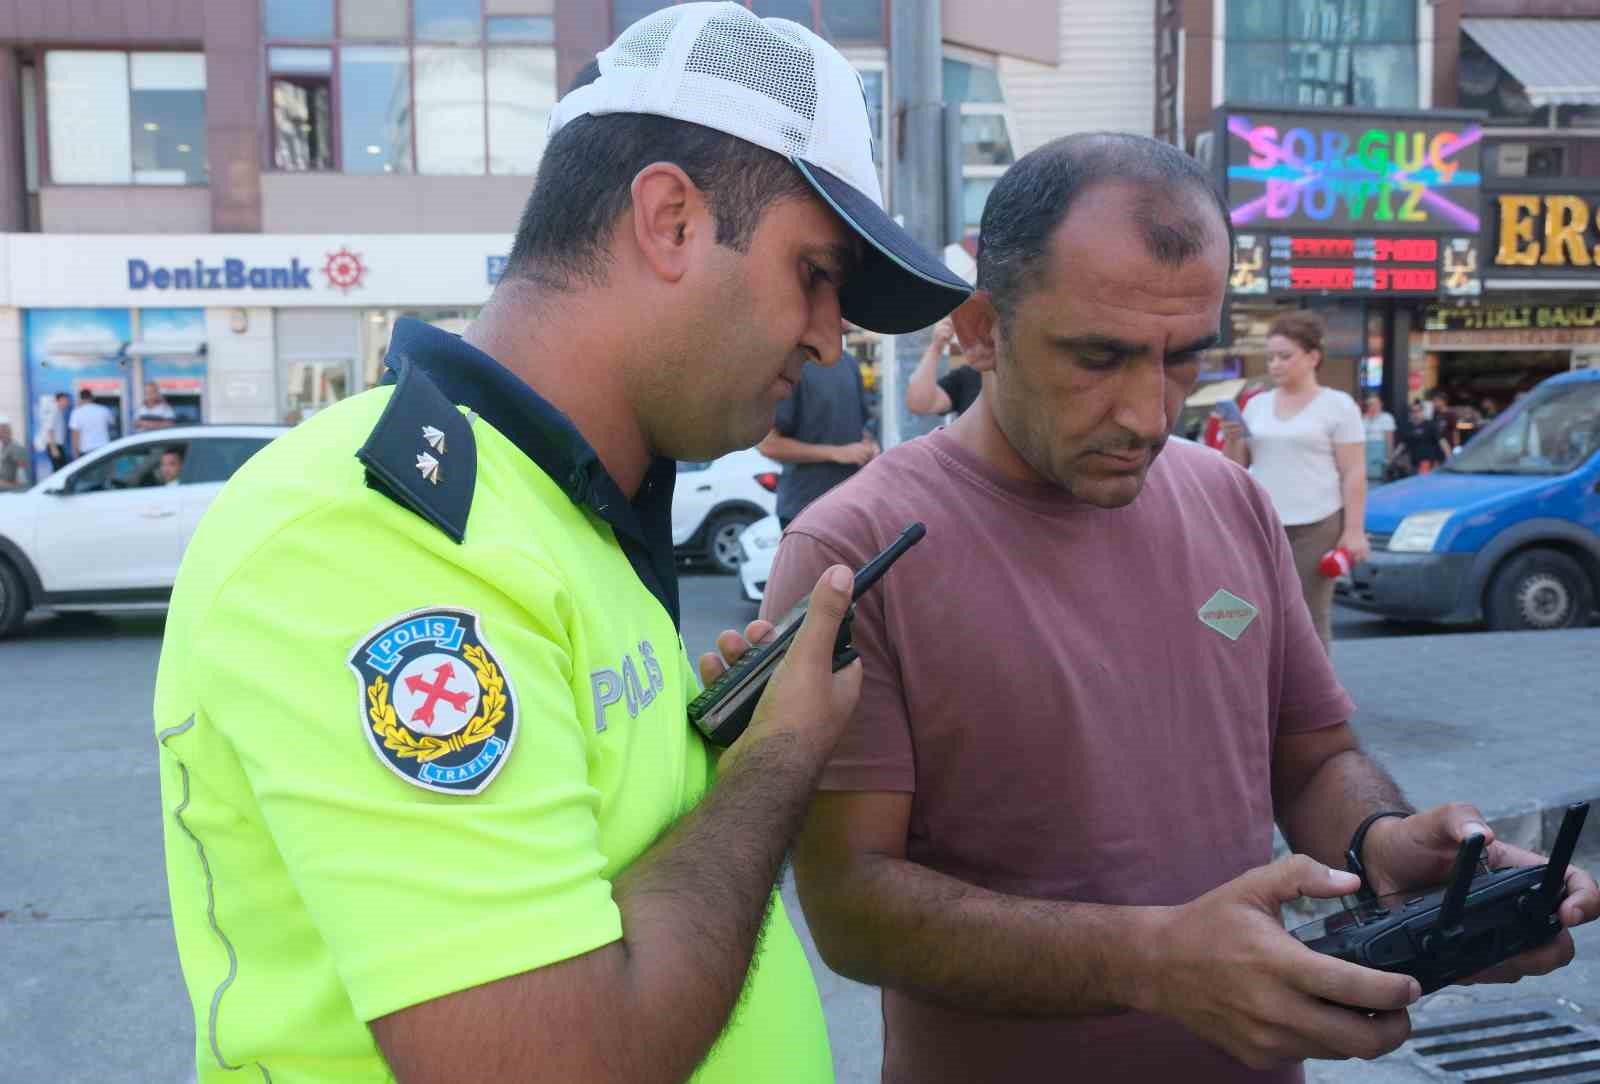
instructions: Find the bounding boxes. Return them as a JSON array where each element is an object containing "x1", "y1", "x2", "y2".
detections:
[{"x1": 763, "y1": 428, "x2": 1353, "y2": 1084}]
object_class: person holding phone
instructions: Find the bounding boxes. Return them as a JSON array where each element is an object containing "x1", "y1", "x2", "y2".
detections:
[{"x1": 1219, "y1": 311, "x2": 1368, "y2": 652}]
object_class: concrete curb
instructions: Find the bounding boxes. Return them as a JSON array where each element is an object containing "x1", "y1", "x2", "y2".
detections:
[{"x1": 1484, "y1": 786, "x2": 1600, "y2": 854}]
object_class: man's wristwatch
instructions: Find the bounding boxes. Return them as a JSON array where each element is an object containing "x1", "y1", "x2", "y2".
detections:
[{"x1": 1344, "y1": 809, "x2": 1412, "y2": 902}]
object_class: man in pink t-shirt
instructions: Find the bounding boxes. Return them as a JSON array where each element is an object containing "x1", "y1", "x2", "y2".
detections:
[{"x1": 763, "y1": 133, "x2": 1599, "y2": 1083}]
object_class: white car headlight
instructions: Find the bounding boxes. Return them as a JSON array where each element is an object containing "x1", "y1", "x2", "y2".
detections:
[
  {"x1": 1388, "y1": 510, "x2": 1455, "y2": 553},
  {"x1": 751, "y1": 533, "x2": 780, "y2": 550}
]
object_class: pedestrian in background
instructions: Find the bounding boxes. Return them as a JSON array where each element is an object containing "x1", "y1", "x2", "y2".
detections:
[
  {"x1": 134, "y1": 381, "x2": 177, "y2": 431},
  {"x1": 1362, "y1": 392, "x2": 1396, "y2": 484},
  {"x1": 1220, "y1": 311, "x2": 1368, "y2": 652},
  {"x1": 44, "y1": 391, "x2": 70, "y2": 471},
  {"x1": 0, "y1": 417, "x2": 29, "y2": 491},
  {"x1": 68, "y1": 388, "x2": 114, "y2": 459},
  {"x1": 1431, "y1": 388, "x2": 1461, "y2": 450},
  {"x1": 906, "y1": 317, "x2": 981, "y2": 418},
  {"x1": 759, "y1": 341, "x2": 878, "y2": 528},
  {"x1": 1397, "y1": 398, "x2": 1450, "y2": 476}
]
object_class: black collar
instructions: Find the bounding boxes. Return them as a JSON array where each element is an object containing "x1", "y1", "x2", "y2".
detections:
[{"x1": 382, "y1": 317, "x2": 680, "y2": 627}]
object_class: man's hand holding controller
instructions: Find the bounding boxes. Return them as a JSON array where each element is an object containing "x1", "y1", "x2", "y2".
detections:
[
  {"x1": 698, "y1": 564, "x2": 864, "y2": 778},
  {"x1": 1132, "y1": 855, "x2": 1420, "y2": 1070}
]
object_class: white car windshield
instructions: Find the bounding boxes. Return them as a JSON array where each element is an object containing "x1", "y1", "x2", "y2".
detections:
[{"x1": 1446, "y1": 382, "x2": 1600, "y2": 476}]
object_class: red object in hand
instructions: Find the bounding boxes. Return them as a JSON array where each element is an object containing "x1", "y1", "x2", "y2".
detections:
[{"x1": 1318, "y1": 546, "x2": 1354, "y2": 579}]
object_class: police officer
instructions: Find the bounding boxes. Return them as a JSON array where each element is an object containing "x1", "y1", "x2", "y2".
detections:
[{"x1": 153, "y1": 6, "x2": 971, "y2": 1083}]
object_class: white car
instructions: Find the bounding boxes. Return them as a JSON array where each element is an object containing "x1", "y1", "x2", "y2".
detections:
[
  {"x1": 737, "y1": 514, "x2": 782, "y2": 604},
  {"x1": 0, "y1": 424, "x2": 282, "y2": 637},
  {"x1": 673, "y1": 449, "x2": 781, "y2": 574}
]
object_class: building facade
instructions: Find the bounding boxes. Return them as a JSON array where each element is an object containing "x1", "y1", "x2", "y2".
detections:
[
  {"x1": 1154, "y1": 0, "x2": 1600, "y2": 420},
  {"x1": 0, "y1": 0, "x2": 1155, "y2": 476}
]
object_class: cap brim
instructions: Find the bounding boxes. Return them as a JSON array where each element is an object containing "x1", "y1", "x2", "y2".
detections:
[{"x1": 793, "y1": 160, "x2": 973, "y2": 335}]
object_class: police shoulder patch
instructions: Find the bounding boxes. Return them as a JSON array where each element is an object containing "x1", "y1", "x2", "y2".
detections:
[{"x1": 348, "y1": 607, "x2": 517, "y2": 795}]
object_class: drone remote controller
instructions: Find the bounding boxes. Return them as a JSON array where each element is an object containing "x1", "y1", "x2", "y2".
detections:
[
  {"x1": 1291, "y1": 802, "x2": 1589, "y2": 995},
  {"x1": 687, "y1": 523, "x2": 926, "y2": 748}
]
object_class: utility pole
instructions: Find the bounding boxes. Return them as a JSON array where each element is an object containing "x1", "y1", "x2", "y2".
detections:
[{"x1": 882, "y1": 0, "x2": 946, "y2": 447}]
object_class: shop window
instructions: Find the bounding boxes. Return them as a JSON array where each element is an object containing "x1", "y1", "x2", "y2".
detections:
[
  {"x1": 487, "y1": 17, "x2": 554, "y2": 44},
  {"x1": 341, "y1": 0, "x2": 408, "y2": 40},
  {"x1": 266, "y1": 15, "x2": 556, "y2": 176},
  {"x1": 612, "y1": 0, "x2": 673, "y2": 34},
  {"x1": 339, "y1": 46, "x2": 413, "y2": 175},
  {"x1": 962, "y1": 177, "x2": 998, "y2": 232},
  {"x1": 856, "y1": 65, "x2": 887, "y2": 192},
  {"x1": 1225, "y1": 0, "x2": 1416, "y2": 108},
  {"x1": 271, "y1": 49, "x2": 334, "y2": 172},
  {"x1": 489, "y1": 47, "x2": 556, "y2": 175},
  {"x1": 753, "y1": 0, "x2": 814, "y2": 21},
  {"x1": 945, "y1": 57, "x2": 1016, "y2": 234},
  {"x1": 415, "y1": 47, "x2": 486, "y2": 174},
  {"x1": 960, "y1": 113, "x2": 1014, "y2": 168},
  {"x1": 21, "y1": 64, "x2": 38, "y2": 193},
  {"x1": 265, "y1": 0, "x2": 334, "y2": 40},
  {"x1": 45, "y1": 51, "x2": 207, "y2": 186},
  {"x1": 819, "y1": 0, "x2": 882, "y2": 42},
  {"x1": 943, "y1": 59, "x2": 1004, "y2": 104},
  {"x1": 416, "y1": 0, "x2": 482, "y2": 43}
]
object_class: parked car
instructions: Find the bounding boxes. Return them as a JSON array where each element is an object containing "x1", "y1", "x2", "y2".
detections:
[
  {"x1": 0, "y1": 425, "x2": 283, "y2": 638},
  {"x1": 736, "y1": 514, "x2": 781, "y2": 603},
  {"x1": 673, "y1": 449, "x2": 781, "y2": 574},
  {"x1": 1336, "y1": 369, "x2": 1600, "y2": 631}
]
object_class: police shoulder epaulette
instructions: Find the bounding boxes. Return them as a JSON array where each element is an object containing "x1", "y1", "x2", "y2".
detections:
[{"x1": 356, "y1": 359, "x2": 477, "y2": 543}]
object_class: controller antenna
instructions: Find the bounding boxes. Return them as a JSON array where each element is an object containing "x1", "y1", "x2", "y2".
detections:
[
  {"x1": 1437, "y1": 834, "x2": 1486, "y2": 933},
  {"x1": 1539, "y1": 803, "x2": 1591, "y2": 913}
]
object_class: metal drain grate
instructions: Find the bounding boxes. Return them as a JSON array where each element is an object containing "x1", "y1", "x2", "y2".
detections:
[{"x1": 1405, "y1": 1001, "x2": 1600, "y2": 1082}]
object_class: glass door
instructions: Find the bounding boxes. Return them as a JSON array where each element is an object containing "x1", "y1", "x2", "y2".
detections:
[{"x1": 283, "y1": 357, "x2": 353, "y2": 423}]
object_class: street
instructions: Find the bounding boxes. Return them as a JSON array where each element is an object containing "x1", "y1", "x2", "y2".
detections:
[{"x1": 3, "y1": 582, "x2": 1599, "y2": 1083}]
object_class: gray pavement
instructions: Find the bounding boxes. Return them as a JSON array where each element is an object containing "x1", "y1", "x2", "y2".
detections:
[{"x1": 2, "y1": 589, "x2": 1598, "y2": 1083}]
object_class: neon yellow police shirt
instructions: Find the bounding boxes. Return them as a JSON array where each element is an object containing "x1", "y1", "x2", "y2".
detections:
[{"x1": 154, "y1": 367, "x2": 832, "y2": 1082}]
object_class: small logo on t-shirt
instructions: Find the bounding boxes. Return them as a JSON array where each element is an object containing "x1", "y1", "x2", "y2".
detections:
[{"x1": 1198, "y1": 589, "x2": 1259, "y2": 641}]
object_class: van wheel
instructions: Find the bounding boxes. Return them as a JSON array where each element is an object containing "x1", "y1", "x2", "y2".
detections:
[
  {"x1": 0, "y1": 560, "x2": 27, "y2": 639},
  {"x1": 1484, "y1": 549, "x2": 1594, "y2": 631}
]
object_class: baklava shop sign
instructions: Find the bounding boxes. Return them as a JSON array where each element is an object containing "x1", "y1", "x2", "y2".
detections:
[{"x1": 1490, "y1": 192, "x2": 1600, "y2": 280}]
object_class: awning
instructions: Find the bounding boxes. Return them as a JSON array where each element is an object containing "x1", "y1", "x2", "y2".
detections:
[{"x1": 1462, "y1": 18, "x2": 1600, "y2": 107}]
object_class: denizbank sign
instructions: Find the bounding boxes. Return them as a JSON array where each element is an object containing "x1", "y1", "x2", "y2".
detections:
[
  {"x1": 128, "y1": 256, "x2": 316, "y2": 291},
  {"x1": 0, "y1": 234, "x2": 513, "y2": 309}
]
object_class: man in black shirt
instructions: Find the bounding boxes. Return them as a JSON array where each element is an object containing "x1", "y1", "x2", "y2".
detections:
[
  {"x1": 907, "y1": 317, "x2": 982, "y2": 418},
  {"x1": 1398, "y1": 399, "x2": 1450, "y2": 475},
  {"x1": 759, "y1": 349, "x2": 877, "y2": 527}
]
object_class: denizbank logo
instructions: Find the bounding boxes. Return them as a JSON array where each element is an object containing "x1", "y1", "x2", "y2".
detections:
[{"x1": 126, "y1": 246, "x2": 368, "y2": 293}]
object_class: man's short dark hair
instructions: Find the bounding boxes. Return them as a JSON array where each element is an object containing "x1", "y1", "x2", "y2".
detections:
[
  {"x1": 505, "y1": 111, "x2": 815, "y2": 290},
  {"x1": 976, "y1": 132, "x2": 1234, "y2": 323},
  {"x1": 78, "y1": 388, "x2": 93, "y2": 401}
]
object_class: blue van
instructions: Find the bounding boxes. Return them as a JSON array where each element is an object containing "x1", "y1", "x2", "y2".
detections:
[{"x1": 1336, "y1": 368, "x2": 1600, "y2": 631}]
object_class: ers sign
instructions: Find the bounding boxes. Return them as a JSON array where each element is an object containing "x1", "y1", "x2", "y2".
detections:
[{"x1": 1494, "y1": 195, "x2": 1600, "y2": 270}]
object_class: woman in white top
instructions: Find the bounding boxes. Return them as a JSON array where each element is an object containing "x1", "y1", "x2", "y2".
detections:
[{"x1": 1219, "y1": 311, "x2": 1369, "y2": 651}]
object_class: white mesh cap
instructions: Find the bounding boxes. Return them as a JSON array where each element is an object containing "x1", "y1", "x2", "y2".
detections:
[{"x1": 548, "y1": 1, "x2": 972, "y2": 334}]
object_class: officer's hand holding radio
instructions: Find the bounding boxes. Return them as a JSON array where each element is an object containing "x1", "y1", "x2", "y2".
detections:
[{"x1": 699, "y1": 564, "x2": 864, "y2": 778}]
